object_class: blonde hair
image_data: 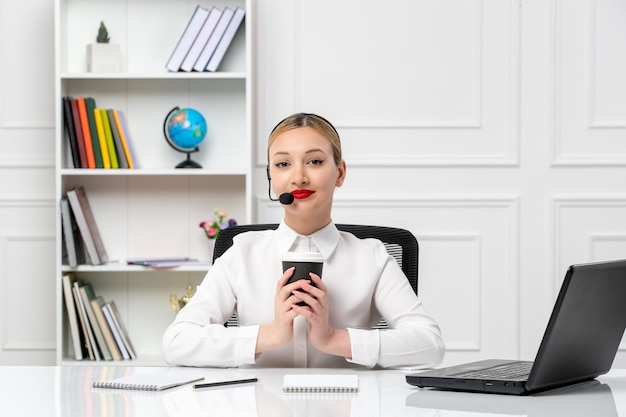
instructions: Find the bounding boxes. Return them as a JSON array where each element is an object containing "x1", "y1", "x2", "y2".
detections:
[{"x1": 267, "y1": 113, "x2": 342, "y2": 166}]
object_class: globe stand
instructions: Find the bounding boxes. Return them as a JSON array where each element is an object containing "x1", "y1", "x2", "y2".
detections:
[
  {"x1": 176, "y1": 152, "x2": 202, "y2": 169},
  {"x1": 163, "y1": 106, "x2": 206, "y2": 169}
]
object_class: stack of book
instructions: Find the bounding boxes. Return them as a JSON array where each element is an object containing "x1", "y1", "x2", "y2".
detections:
[
  {"x1": 166, "y1": 5, "x2": 245, "y2": 72},
  {"x1": 61, "y1": 185, "x2": 108, "y2": 267},
  {"x1": 62, "y1": 96, "x2": 137, "y2": 169},
  {"x1": 62, "y1": 273, "x2": 136, "y2": 361}
]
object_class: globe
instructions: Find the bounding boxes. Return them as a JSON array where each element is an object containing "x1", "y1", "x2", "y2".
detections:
[{"x1": 163, "y1": 107, "x2": 207, "y2": 168}]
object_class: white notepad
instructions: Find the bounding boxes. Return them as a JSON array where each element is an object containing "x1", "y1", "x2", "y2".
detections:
[
  {"x1": 92, "y1": 373, "x2": 204, "y2": 391},
  {"x1": 283, "y1": 374, "x2": 359, "y2": 393}
]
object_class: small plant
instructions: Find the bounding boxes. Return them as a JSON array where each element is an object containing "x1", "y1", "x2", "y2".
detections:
[
  {"x1": 199, "y1": 208, "x2": 237, "y2": 240},
  {"x1": 96, "y1": 21, "x2": 110, "y2": 44}
]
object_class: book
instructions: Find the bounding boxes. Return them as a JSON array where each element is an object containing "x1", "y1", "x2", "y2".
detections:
[
  {"x1": 107, "y1": 109, "x2": 128, "y2": 168},
  {"x1": 60, "y1": 197, "x2": 85, "y2": 267},
  {"x1": 180, "y1": 7, "x2": 222, "y2": 72},
  {"x1": 116, "y1": 110, "x2": 139, "y2": 169},
  {"x1": 77, "y1": 97, "x2": 96, "y2": 168},
  {"x1": 66, "y1": 185, "x2": 108, "y2": 265},
  {"x1": 193, "y1": 7, "x2": 234, "y2": 72},
  {"x1": 91, "y1": 296, "x2": 123, "y2": 360},
  {"x1": 70, "y1": 98, "x2": 87, "y2": 168},
  {"x1": 112, "y1": 110, "x2": 135, "y2": 169},
  {"x1": 93, "y1": 108, "x2": 111, "y2": 168},
  {"x1": 126, "y1": 257, "x2": 196, "y2": 266},
  {"x1": 101, "y1": 304, "x2": 130, "y2": 360},
  {"x1": 282, "y1": 375, "x2": 359, "y2": 393},
  {"x1": 85, "y1": 97, "x2": 103, "y2": 168},
  {"x1": 79, "y1": 283, "x2": 112, "y2": 360},
  {"x1": 165, "y1": 5, "x2": 211, "y2": 72},
  {"x1": 100, "y1": 109, "x2": 119, "y2": 168},
  {"x1": 72, "y1": 280, "x2": 99, "y2": 360},
  {"x1": 205, "y1": 7, "x2": 245, "y2": 72},
  {"x1": 92, "y1": 373, "x2": 204, "y2": 391},
  {"x1": 102, "y1": 300, "x2": 136, "y2": 360},
  {"x1": 62, "y1": 273, "x2": 85, "y2": 360},
  {"x1": 62, "y1": 97, "x2": 80, "y2": 168}
]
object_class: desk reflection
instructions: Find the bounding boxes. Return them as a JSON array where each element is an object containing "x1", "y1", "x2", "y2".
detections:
[
  {"x1": 405, "y1": 380, "x2": 618, "y2": 417},
  {"x1": 161, "y1": 371, "x2": 384, "y2": 417},
  {"x1": 60, "y1": 367, "x2": 387, "y2": 417}
]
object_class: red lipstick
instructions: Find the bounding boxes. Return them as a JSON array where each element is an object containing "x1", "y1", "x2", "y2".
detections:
[{"x1": 291, "y1": 189, "x2": 314, "y2": 199}]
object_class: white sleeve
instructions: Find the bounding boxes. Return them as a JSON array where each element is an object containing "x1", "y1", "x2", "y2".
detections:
[
  {"x1": 349, "y1": 245, "x2": 445, "y2": 369},
  {"x1": 161, "y1": 255, "x2": 259, "y2": 367}
]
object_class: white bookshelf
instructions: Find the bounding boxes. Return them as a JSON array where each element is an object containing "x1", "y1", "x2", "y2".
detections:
[{"x1": 54, "y1": 0, "x2": 253, "y2": 365}]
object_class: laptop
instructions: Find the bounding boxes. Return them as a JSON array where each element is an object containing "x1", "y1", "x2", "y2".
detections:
[{"x1": 406, "y1": 259, "x2": 626, "y2": 395}]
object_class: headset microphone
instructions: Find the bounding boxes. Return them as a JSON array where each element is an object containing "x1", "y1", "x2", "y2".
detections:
[
  {"x1": 268, "y1": 189, "x2": 295, "y2": 205},
  {"x1": 277, "y1": 192, "x2": 294, "y2": 205},
  {"x1": 266, "y1": 166, "x2": 295, "y2": 205}
]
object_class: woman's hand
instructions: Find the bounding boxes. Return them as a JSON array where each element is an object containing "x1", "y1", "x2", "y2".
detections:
[
  {"x1": 291, "y1": 273, "x2": 352, "y2": 359},
  {"x1": 255, "y1": 267, "x2": 301, "y2": 353}
]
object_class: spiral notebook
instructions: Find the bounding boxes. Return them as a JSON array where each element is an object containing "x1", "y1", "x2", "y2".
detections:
[
  {"x1": 283, "y1": 374, "x2": 359, "y2": 393},
  {"x1": 92, "y1": 373, "x2": 204, "y2": 391}
]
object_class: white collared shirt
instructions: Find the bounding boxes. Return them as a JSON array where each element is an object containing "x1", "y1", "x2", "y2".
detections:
[{"x1": 162, "y1": 221, "x2": 445, "y2": 368}]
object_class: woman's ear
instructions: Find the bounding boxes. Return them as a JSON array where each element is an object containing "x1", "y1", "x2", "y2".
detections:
[{"x1": 336, "y1": 160, "x2": 347, "y2": 187}]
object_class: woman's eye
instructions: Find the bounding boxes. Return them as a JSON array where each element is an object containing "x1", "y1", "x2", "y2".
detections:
[
  {"x1": 274, "y1": 162, "x2": 289, "y2": 168},
  {"x1": 308, "y1": 159, "x2": 324, "y2": 166}
]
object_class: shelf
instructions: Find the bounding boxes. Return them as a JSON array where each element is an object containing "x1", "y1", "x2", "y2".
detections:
[
  {"x1": 60, "y1": 168, "x2": 247, "y2": 176},
  {"x1": 60, "y1": 72, "x2": 247, "y2": 80},
  {"x1": 61, "y1": 263, "x2": 211, "y2": 273}
]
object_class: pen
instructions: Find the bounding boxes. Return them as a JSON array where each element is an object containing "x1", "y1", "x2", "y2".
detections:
[{"x1": 193, "y1": 378, "x2": 258, "y2": 389}]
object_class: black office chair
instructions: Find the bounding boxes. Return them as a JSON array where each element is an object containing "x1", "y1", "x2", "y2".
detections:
[{"x1": 213, "y1": 223, "x2": 419, "y2": 328}]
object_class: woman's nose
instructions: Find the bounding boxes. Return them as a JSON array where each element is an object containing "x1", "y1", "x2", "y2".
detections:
[{"x1": 291, "y1": 164, "x2": 308, "y2": 185}]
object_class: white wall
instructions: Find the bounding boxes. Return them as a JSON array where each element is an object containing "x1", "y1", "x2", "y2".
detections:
[{"x1": 0, "y1": 0, "x2": 625, "y2": 366}]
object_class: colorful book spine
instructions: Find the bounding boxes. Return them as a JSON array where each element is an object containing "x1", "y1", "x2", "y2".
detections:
[
  {"x1": 85, "y1": 97, "x2": 103, "y2": 168},
  {"x1": 62, "y1": 96, "x2": 80, "y2": 168},
  {"x1": 112, "y1": 110, "x2": 134, "y2": 169},
  {"x1": 107, "y1": 109, "x2": 128, "y2": 169},
  {"x1": 77, "y1": 97, "x2": 96, "y2": 168},
  {"x1": 100, "y1": 109, "x2": 119, "y2": 168},
  {"x1": 93, "y1": 109, "x2": 111, "y2": 169},
  {"x1": 70, "y1": 99, "x2": 87, "y2": 168},
  {"x1": 116, "y1": 110, "x2": 139, "y2": 169}
]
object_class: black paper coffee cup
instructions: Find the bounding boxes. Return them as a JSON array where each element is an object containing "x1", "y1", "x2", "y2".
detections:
[{"x1": 282, "y1": 252, "x2": 324, "y2": 306}]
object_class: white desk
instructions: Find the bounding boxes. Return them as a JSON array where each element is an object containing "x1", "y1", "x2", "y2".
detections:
[{"x1": 1, "y1": 366, "x2": 625, "y2": 416}]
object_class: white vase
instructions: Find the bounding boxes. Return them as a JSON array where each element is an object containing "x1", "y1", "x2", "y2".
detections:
[
  {"x1": 208, "y1": 239, "x2": 216, "y2": 262},
  {"x1": 87, "y1": 43, "x2": 121, "y2": 72}
]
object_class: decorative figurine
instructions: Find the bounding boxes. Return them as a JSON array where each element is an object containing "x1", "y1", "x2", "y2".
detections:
[{"x1": 170, "y1": 284, "x2": 195, "y2": 313}]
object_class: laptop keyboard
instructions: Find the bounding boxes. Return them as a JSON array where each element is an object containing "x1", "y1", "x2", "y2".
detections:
[{"x1": 452, "y1": 361, "x2": 533, "y2": 380}]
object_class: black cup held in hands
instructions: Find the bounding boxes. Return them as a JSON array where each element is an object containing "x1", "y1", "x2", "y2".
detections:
[{"x1": 282, "y1": 252, "x2": 324, "y2": 307}]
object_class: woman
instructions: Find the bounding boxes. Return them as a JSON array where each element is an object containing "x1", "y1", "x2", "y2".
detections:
[{"x1": 162, "y1": 113, "x2": 444, "y2": 368}]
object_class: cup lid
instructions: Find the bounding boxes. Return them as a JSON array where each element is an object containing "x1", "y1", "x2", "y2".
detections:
[{"x1": 281, "y1": 251, "x2": 324, "y2": 262}]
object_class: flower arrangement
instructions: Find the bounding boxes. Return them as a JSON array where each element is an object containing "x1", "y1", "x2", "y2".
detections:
[{"x1": 199, "y1": 208, "x2": 237, "y2": 239}]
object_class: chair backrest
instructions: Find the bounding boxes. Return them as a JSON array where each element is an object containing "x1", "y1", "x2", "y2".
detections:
[
  {"x1": 213, "y1": 223, "x2": 419, "y2": 328},
  {"x1": 214, "y1": 223, "x2": 419, "y2": 294}
]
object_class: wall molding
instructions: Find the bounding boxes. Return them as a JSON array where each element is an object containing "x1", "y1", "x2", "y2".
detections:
[
  {"x1": 257, "y1": 0, "x2": 521, "y2": 168},
  {"x1": 550, "y1": 0, "x2": 626, "y2": 166},
  {"x1": 551, "y1": 195, "x2": 626, "y2": 293},
  {"x1": 0, "y1": 158, "x2": 54, "y2": 169},
  {"x1": 1, "y1": 234, "x2": 55, "y2": 351},
  {"x1": 419, "y1": 232, "x2": 483, "y2": 351}
]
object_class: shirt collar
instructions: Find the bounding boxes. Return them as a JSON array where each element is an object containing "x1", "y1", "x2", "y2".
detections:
[{"x1": 275, "y1": 220, "x2": 340, "y2": 260}]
